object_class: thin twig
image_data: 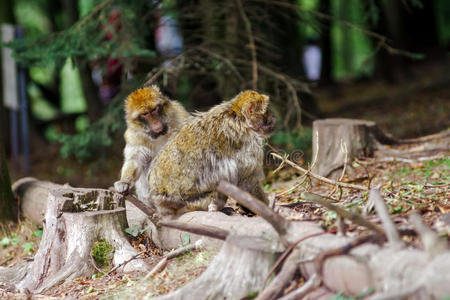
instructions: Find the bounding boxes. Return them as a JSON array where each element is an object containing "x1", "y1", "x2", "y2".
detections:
[
  {"x1": 107, "y1": 250, "x2": 146, "y2": 276},
  {"x1": 327, "y1": 139, "x2": 348, "y2": 199},
  {"x1": 302, "y1": 192, "x2": 385, "y2": 235},
  {"x1": 278, "y1": 273, "x2": 322, "y2": 300},
  {"x1": 251, "y1": 0, "x2": 422, "y2": 59},
  {"x1": 257, "y1": 249, "x2": 302, "y2": 300},
  {"x1": 271, "y1": 153, "x2": 368, "y2": 191},
  {"x1": 197, "y1": 47, "x2": 244, "y2": 81},
  {"x1": 313, "y1": 234, "x2": 383, "y2": 275},
  {"x1": 236, "y1": 0, "x2": 258, "y2": 89},
  {"x1": 144, "y1": 240, "x2": 204, "y2": 280},
  {"x1": 90, "y1": 253, "x2": 109, "y2": 278},
  {"x1": 262, "y1": 232, "x2": 326, "y2": 289},
  {"x1": 269, "y1": 133, "x2": 319, "y2": 196}
]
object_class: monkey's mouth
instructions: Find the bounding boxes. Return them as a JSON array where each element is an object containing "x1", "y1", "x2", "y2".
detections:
[
  {"x1": 261, "y1": 112, "x2": 276, "y2": 135},
  {"x1": 149, "y1": 123, "x2": 168, "y2": 139}
]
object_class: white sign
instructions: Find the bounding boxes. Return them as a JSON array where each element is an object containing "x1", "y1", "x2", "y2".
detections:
[{"x1": 1, "y1": 24, "x2": 19, "y2": 110}]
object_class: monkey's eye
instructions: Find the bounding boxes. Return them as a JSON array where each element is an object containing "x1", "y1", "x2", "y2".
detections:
[{"x1": 151, "y1": 104, "x2": 162, "y2": 115}]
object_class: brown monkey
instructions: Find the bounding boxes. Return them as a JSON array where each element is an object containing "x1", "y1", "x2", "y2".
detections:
[
  {"x1": 114, "y1": 85, "x2": 189, "y2": 208},
  {"x1": 148, "y1": 90, "x2": 276, "y2": 216}
]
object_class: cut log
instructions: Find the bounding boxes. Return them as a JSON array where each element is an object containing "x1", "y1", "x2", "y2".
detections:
[
  {"x1": 12, "y1": 177, "x2": 64, "y2": 224},
  {"x1": 312, "y1": 118, "x2": 450, "y2": 176},
  {"x1": 0, "y1": 187, "x2": 149, "y2": 293}
]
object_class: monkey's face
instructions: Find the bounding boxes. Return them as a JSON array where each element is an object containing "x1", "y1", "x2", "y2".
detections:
[
  {"x1": 238, "y1": 91, "x2": 276, "y2": 137},
  {"x1": 136, "y1": 102, "x2": 169, "y2": 139},
  {"x1": 249, "y1": 109, "x2": 276, "y2": 136},
  {"x1": 125, "y1": 86, "x2": 170, "y2": 139}
]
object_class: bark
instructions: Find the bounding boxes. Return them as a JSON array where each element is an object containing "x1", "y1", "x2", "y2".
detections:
[
  {"x1": 0, "y1": 0, "x2": 15, "y2": 155},
  {"x1": 312, "y1": 118, "x2": 387, "y2": 176},
  {"x1": 0, "y1": 147, "x2": 16, "y2": 223},
  {"x1": 0, "y1": 187, "x2": 148, "y2": 293}
]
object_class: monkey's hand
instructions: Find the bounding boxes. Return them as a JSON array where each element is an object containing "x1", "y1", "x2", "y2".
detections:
[{"x1": 114, "y1": 180, "x2": 131, "y2": 194}]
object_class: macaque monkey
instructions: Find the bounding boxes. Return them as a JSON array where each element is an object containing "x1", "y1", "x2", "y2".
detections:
[
  {"x1": 148, "y1": 90, "x2": 276, "y2": 216},
  {"x1": 114, "y1": 85, "x2": 189, "y2": 207}
]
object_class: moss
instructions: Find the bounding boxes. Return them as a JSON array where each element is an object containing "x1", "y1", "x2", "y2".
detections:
[{"x1": 91, "y1": 238, "x2": 114, "y2": 268}]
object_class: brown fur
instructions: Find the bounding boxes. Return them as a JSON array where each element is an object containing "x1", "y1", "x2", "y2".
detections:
[
  {"x1": 148, "y1": 90, "x2": 276, "y2": 216},
  {"x1": 114, "y1": 85, "x2": 190, "y2": 207}
]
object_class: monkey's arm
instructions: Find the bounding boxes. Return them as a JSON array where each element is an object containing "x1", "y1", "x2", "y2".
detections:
[{"x1": 114, "y1": 144, "x2": 152, "y2": 193}]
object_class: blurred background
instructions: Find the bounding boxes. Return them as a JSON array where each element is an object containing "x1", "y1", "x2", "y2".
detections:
[{"x1": 1, "y1": 0, "x2": 449, "y2": 188}]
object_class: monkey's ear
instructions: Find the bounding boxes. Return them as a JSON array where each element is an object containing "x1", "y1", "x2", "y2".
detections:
[{"x1": 241, "y1": 100, "x2": 259, "y2": 120}]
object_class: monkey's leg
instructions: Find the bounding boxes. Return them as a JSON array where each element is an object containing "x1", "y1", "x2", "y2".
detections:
[
  {"x1": 240, "y1": 178, "x2": 269, "y2": 205},
  {"x1": 207, "y1": 192, "x2": 227, "y2": 212}
]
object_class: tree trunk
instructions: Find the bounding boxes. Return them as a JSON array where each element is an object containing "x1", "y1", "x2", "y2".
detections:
[
  {"x1": 336, "y1": 0, "x2": 354, "y2": 77},
  {"x1": 0, "y1": 147, "x2": 16, "y2": 224},
  {"x1": 0, "y1": 0, "x2": 15, "y2": 156},
  {"x1": 319, "y1": 0, "x2": 332, "y2": 84},
  {"x1": 62, "y1": 0, "x2": 103, "y2": 122}
]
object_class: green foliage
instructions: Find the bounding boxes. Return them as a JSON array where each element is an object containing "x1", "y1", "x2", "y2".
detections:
[
  {"x1": 125, "y1": 224, "x2": 151, "y2": 237},
  {"x1": 91, "y1": 238, "x2": 115, "y2": 268},
  {"x1": 0, "y1": 234, "x2": 21, "y2": 246},
  {"x1": 245, "y1": 291, "x2": 259, "y2": 299},
  {"x1": 45, "y1": 86, "x2": 132, "y2": 160},
  {"x1": 270, "y1": 128, "x2": 313, "y2": 151},
  {"x1": 32, "y1": 229, "x2": 43, "y2": 238},
  {"x1": 5, "y1": 0, "x2": 156, "y2": 69},
  {"x1": 181, "y1": 233, "x2": 191, "y2": 247},
  {"x1": 21, "y1": 242, "x2": 35, "y2": 254}
]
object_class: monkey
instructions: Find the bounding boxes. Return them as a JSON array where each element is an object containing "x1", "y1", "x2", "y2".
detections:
[
  {"x1": 114, "y1": 85, "x2": 190, "y2": 210},
  {"x1": 147, "y1": 90, "x2": 276, "y2": 216}
]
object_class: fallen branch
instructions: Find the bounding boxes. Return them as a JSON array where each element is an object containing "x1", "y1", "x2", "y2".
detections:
[
  {"x1": 409, "y1": 213, "x2": 448, "y2": 259},
  {"x1": 107, "y1": 250, "x2": 146, "y2": 276},
  {"x1": 257, "y1": 249, "x2": 302, "y2": 300},
  {"x1": 217, "y1": 180, "x2": 290, "y2": 244},
  {"x1": 301, "y1": 192, "x2": 384, "y2": 235},
  {"x1": 144, "y1": 239, "x2": 204, "y2": 280},
  {"x1": 262, "y1": 232, "x2": 326, "y2": 289},
  {"x1": 159, "y1": 221, "x2": 229, "y2": 241},
  {"x1": 271, "y1": 153, "x2": 368, "y2": 191},
  {"x1": 313, "y1": 234, "x2": 383, "y2": 274},
  {"x1": 278, "y1": 273, "x2": 322, "y2": 300},
  {"x1": 370, "y1": 188, "x2": 404, "y2": 249}
]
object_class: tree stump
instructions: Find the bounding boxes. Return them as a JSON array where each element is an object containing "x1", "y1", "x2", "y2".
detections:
[
  {"x1": 154, "y1": 235, "x2": 276, "y2": 300},
  {"x1": 312, "y1": 119, "x2": 450, "y2": 177},
  {"x1": 312, "y1": 119, "x2": 385, "y2": 176},
  {"x1": 0, "y1": 187, "x2": 149, "y2": 293}
]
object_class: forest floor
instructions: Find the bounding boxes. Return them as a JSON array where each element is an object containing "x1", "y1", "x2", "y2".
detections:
[{"x1": 2, "y1": 62, "x2": 449, "y2": 299}]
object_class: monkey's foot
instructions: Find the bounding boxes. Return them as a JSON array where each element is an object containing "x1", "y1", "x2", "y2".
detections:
[{"x1": 208, "y1": 202, "x2": 219, "y2": 212}]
